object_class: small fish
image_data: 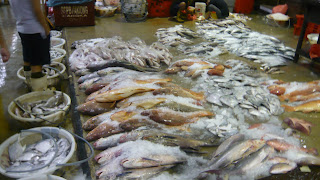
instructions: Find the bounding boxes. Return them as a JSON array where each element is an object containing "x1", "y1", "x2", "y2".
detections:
[{"x1": 282, "y1": 100, "x2": 320, "y2": 113}]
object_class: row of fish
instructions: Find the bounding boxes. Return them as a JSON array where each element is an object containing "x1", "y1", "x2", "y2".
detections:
[
  {"x1": 266, "y1": 80, "x2": 320, "y2": 113},
  {"x1": 69, "y1": 36, "x2": 172, "y2": 75}
]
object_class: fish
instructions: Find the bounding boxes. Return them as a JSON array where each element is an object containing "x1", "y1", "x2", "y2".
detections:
[
  {"x1": 117, "y1": 165, "x2": 174, "y2": 179},
  {"x1": 77, "y1": 72, "x2": 99, "y2": 84},
  {"x1": 82, "y1": 111, "x2": 114, "y2": 131},
  {"x1": 120, "y1": 154, "x2": 185, "y2": 168},
  {"x1": 93, "y1": 133, "x2": 125, "y2": 150},
  {"x1": 118, "y1": 98, "x2": 167, "y2": 109},
  {"x1": 283, "y1": 117, "x2": 313, "y2": 135},
  {"x1": 85, "y1": 123, "x2": 123, "y2": 141},
  {"x1": 269, "y1": 163, "x2": 297, "y2": 174},
  {"x1": 210, "y1": 134, "x2": 245, "y2": 160},
  {"x1": 208, "y1": 139, "x2": 266, "y2": 170},
  {"x1": 76, "y1": 100, "x2": 115, "y2": 116},
  {"x1": 292, "y1": 151, "x2": 320, "y2": 166},
  {"x1": 8, "y1": 136, "x2": 26, "y2": 162},
  {"x1": 289, "y1": 92, "x2": 320, "y2": 102},
  {"x1": 119, "y1": 118, "x2": 160, "y2": 131},
  {"x1": 141, "y1": 108, "x2": 214, "y2": 126},
  {"x1": 85, "y1": 83, "x2": 109, "y2": 95},
  {"x1": 96, "y1": 161, "x2": 123, "y2": 180},
  {"x1": 267, "y1": 85, "x2": 286, "y2": 96},
  {"x1": 95, "y1": 87, "x2": 156, "y2": 103},
  {"x1": 282, "y1": 100, "x2": 320, "y2": 113},
  {"x1": 94, "y1": 146, "x2": 123, "y2": 164},
  {"x1": 233, "y1": 145, "x2": 275, "y2": 174},
  {"x1": 153, "y1": 82, "x2": 205, "y2": 101},
  {"x1": 266, "y1": 139, "x2": 318, "y2": 155},
  {"x1": 87, "y1": 60, "x2": 161, "y2": 72}
]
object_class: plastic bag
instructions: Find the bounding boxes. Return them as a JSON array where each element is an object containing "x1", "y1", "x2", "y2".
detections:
[{"x1": 272, "y1": 4, "x2": 288, "y2": 14}]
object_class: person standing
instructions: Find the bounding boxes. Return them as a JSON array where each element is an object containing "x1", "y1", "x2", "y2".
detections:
[
  {"x1": 206, "y1": 0, "x2": 229, "y2": 19},
  {"x1": 170, "y1": 0, "x2": 195, "y2": 22},
  {"x1": 9, "y1": 0, "x2": 51, "y2": 91}
]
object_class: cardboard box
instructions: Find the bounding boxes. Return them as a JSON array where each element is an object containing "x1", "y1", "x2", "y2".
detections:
[{"x1": 53, "y1": 1, "x2": 95, "y2": 27}]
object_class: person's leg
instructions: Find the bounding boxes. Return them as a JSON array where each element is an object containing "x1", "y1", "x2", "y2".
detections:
[
  {"x1": 20, "y1": 33, "x2": 50, "y2": 91},
  {"x1": 207, "y1": 4, "x2": 222, "y2": 19}
]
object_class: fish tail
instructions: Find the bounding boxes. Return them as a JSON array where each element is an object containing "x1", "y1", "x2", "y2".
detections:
[{"x1": 281, "y1": 104, "x2": 295, "y2": 112}]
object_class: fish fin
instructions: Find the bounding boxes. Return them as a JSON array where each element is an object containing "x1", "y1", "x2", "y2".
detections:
[{"x1": 281, "y1": 104, "x2": 295, "y2": 112}]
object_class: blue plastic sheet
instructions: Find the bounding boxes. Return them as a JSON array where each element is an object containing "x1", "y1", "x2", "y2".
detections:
[{"x1": 46, "y1": 0, "x2": 92, "y2": 7}]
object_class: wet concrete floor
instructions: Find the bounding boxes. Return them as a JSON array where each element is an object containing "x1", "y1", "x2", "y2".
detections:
[{"x1": 1, "y1": 4, "x2": 320, "y2": 179}]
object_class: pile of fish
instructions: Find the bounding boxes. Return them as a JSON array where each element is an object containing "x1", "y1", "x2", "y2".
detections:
[
  {"x1": 49, "y1": 49, "x2": 64, "y2": 60},
  {"x1": 93, "y1": 140, "x2": 202, "y2": 179},
  {"x1": 14, "y1": 91, "x2": 66, "y2": 118},
  {"x1": 155, "y1": 25, "x2": 199, "y2": 47},
  {"x1": 196, "y1": 20, "x2": 296, "y2": 68},
  {"x1": 265, "y1": 80, "x2": 320, "y2": 113},
  {"x1": 177, "y1": 42, "x2": 227, "y2": 57},
  {"x1": 199, "y1": 123, "x2": 320, "y2": 179},
  {"x1": 6, "y1": 136, "x2": 71, "y2": 172},
  {"x1": 69, "y1": 36, "x2": 172, "y2": 75}
]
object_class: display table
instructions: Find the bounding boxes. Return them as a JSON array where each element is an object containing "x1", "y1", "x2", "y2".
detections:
[{"x1": 293, "y1": 0, "x2": 320, "y2": 62}]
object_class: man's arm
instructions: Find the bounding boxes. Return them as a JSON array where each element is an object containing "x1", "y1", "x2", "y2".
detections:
[
  {"x1": 31, "y1": 0, "x2": 50, "y2": 36},
  {"x1": 0, "y1": 26, "x2": 10, "y2": 62}
]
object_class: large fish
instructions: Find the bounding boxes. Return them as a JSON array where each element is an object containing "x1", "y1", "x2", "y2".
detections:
[
  {"x1": 118, "y1": 98, "x2": 167, "y2": 109},
  {"x1": 95, "y1": 86, "x2": 157, "y2": 103},
  {"x1": 85, "y1": 122, "x2": 123, "y2": 141},
  {"x1": 85, "y1": 83, "x2": 109, "y2": 95},
  {"x1": 141, "y1": 108, "x2": 214, "y2": 126},
  {"x1": 282, "y1": 100, "x2": 320, "y2": 113},
  {"x1": 289, "y1": 92, "x2": 320, "y2": 102},
  {"x1": 119, "y1": 118, "x2": 160, "y2": 131},
  {"x1": 76, "y1": 100, "x2": 115, "y2": 116},
  {"x1": 95, "y1": 146, "x2": 123, "y2": 164},
  {"x1": 153, "y1": 82, "x2": 205, "y2": 101}
]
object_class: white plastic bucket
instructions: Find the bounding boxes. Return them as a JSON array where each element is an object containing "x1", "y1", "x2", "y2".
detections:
[
  {"x1": 50, "y1": 48, "x2": 66, "y2": 63},
  {"x1": 7, "y1": 91, "x2": 71, "y2": 127},
  {"x1": 195, "y1": 2, "x2": 206, "y2": 18},
  {"x1": 0, "y1": 127, "x2": 76, "y2": 179},
  {"x1": 17, "y1": 62, "x2": 66, "y2": 86},
  {"x1": 51, "y1": 37, "x2": 65, "y2": 49},
  {"x1": 50, "y1": 30, "x2": 62, "y2": 38}
]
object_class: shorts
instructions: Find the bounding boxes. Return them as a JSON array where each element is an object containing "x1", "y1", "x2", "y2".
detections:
[{"x1": 18, "y1": 32, "x2": 51, "y2": 66}]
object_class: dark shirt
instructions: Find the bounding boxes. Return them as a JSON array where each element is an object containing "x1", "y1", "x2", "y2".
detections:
[{"x1": 209, "y1": 0, "x2": 229, "y2": 17}]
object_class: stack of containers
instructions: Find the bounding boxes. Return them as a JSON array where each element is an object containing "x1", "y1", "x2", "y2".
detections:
[{"x1": 293, "y1": 14, "x2": 320, "y2": 39}]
